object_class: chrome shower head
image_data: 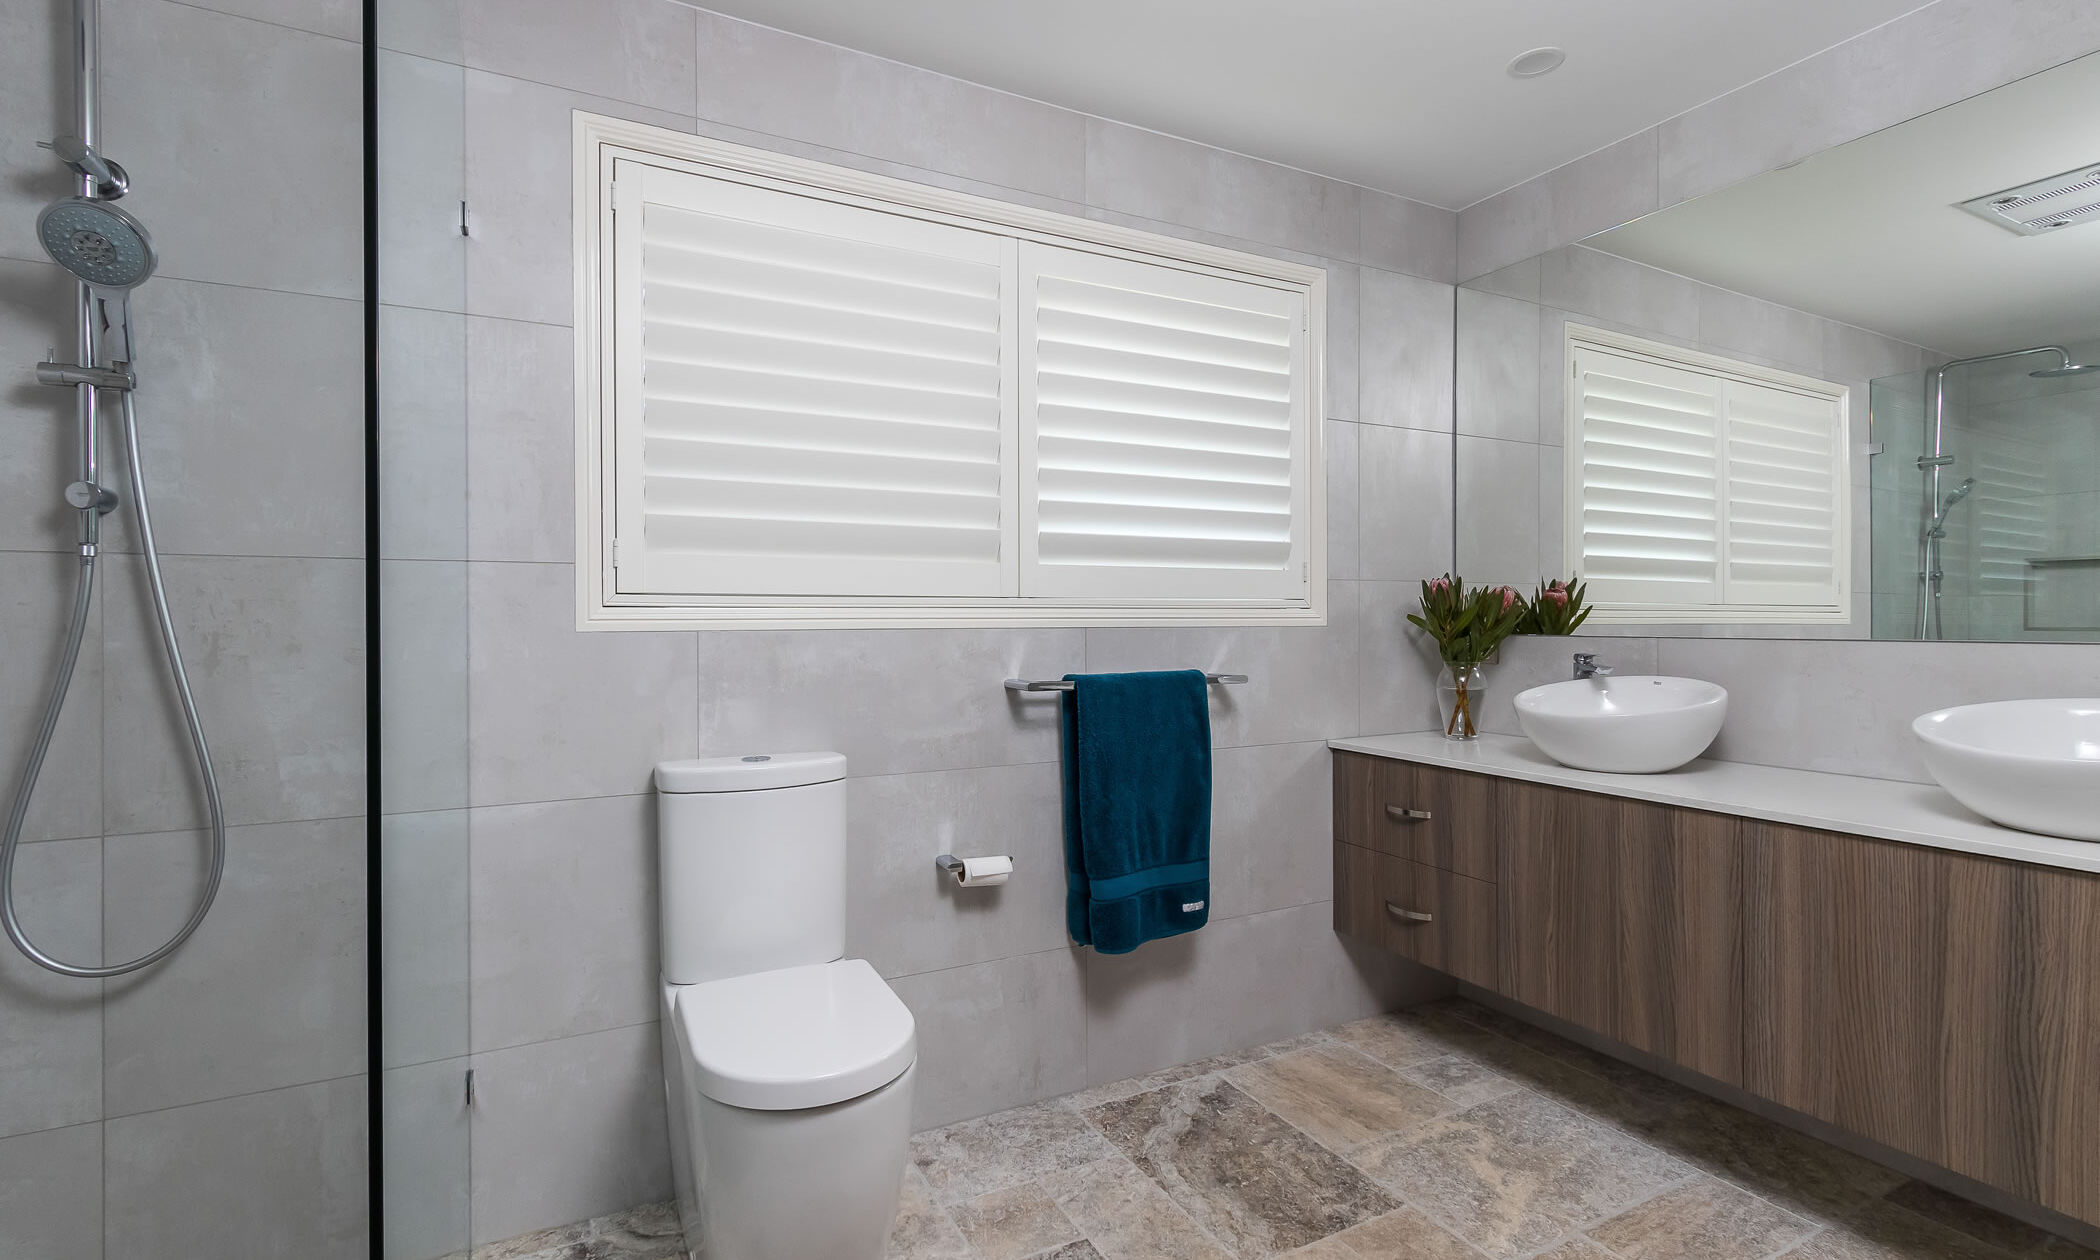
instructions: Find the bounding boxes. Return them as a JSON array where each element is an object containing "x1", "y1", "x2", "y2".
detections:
[
  {"x1": 37, "y1": 197, "x2": 155, "y2": 370},
  {"x1": 1942, "y1": 477, "x2": 1977, "y2": 509},
  {"x1": 2030, "y1": 361, "x2": 2100, "y2": 378},
  {"x1": 37, "y1": 196, "x2": 155, "y2": 290}
]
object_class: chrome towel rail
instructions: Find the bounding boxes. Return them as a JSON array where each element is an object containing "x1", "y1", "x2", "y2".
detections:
[{"x1": 1003, "y1": 673, "x2": 1249, "y2": 693}]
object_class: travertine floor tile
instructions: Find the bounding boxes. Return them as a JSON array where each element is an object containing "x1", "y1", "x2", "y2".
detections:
[
  {"x1": 950, "y1": 1182, "x2": 1083, "y2": 1260},
  {"x1": 1225, "y1": 1045, "x2": 1455, "y2": 1149},
  {"x1": 1585, "y1": 1174, "x2": 1817, "y2": 1260},
  {"x1": 888, "y1": 1166, "x2": 973, "y2": 1260},
  {"x1": 1335, "y1": 1206, "x2": 1494, "y2": 1258},
  {"x1": 1396, "y1": 1054, "x2": 1522, "y2": 1108},
  {"x1": 1650, "y1": 1097, "x2": 1908, "y2": 1222},
  {"x1": 912, "y1": 1101, "x2": 1117, "y2": 1205},
  {"x1": 1332, "y1": 1008, "x2": 1499, "y2": 1069},
  {"x1": 1042, "y1": 1156, "x2": 1234, "y2": 1260},
  {"x1": 1784, "y1": 1197, "x2": 2020, "y2": 1260},
  {"x1": 1086, "y1": 1077, "x2": 1399, "y2": 1256}
]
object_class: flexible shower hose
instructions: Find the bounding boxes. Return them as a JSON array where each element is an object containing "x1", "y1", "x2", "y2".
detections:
[{"x1": 0, "y1": 390, "x2": 227, "y2": 977}]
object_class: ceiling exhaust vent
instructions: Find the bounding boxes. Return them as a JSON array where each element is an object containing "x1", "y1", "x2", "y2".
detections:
[{"x1": 1959, "y1": 162, "x2": 2100, "y2": 236}]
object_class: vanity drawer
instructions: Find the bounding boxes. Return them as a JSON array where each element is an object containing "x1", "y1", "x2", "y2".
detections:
[
  {"x1": 1333, "y1": 752, "x2": 1499, "y2": 882},
  {"x1": 1334, "y1": 842, "x2": 1497, "y2": 988}
]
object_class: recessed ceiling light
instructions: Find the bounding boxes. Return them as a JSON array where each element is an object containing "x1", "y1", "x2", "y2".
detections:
[{"x1": 1507, "y1": 47, "x2": 1566, "y2": 79}]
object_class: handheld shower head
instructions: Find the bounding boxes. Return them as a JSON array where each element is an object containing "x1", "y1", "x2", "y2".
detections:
[
  {"x1": 37, "y1": 197, "x2": 155, "y2": 369},
  {"x1": 1943, "y1": 477, "x2": 1977, "y2": 510}
]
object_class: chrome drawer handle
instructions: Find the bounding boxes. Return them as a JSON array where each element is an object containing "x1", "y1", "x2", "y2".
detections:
[
  {"x1": 1385, "y1": 805, "x2": 1433, "y2": 823},
  {"x1": 1384, "y1": 902, "x2": 1433, "y2": 924}
]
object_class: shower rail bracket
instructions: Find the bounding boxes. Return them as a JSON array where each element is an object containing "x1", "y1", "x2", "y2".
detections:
[{"x1": 35, "y1": 360, "x2": 134, "y2": 391}]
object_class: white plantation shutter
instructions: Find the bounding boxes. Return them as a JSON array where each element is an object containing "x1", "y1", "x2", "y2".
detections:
[
  {"x1": 1569, "y1": 332, "x2": 1848, "y2": 619},
  {"x1": 610, "y1": 162, "x2": 1016, "y2": 597},
  {"x1": 1017, "y1": 243, "x2": 1311, "y2": 601},
  {"x1": 1571, "y1": 347, "x2": 1723, "y2": 607}
]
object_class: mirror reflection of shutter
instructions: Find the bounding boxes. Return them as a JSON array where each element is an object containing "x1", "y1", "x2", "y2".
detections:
[
  {"x1": 1570, "y1": 347, "x2": 1723, "y2": 607},
  {"x1": 1721, "y1": 379, "x2": 1846, "y2": 609},
  {"x1": 1016, "y1": 242, "x2": 1311, "y2": 602},
  {"x1": 610, "y1": 162, "x2": 1016, "y2": 598}
]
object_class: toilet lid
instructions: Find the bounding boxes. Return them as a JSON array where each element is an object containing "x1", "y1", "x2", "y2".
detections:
[{"x1": 673, "y1": 958, "x2": 916, "y2": 1110}]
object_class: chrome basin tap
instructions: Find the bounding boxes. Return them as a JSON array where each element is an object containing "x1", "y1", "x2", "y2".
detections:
[{"x1": 1572, "y1": 653, "x2": 1613, "y2": 681}]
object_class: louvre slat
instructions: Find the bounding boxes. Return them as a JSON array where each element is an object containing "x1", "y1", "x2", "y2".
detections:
[
  {"x1": 646, "y1": 362, "x2": 999, "y2": 430},
  {"x1": 1035, "y1": 403, "x2": 1292, "y2": 458},
  {"x1": 1038, "y1": 370, "x2": 1292, "y2": 431},
  {"x1": 647, "y1": 439, "x2": 999, "y2": 498},
  {"x1": 1038, "y1": 467, "x2": 1292, "y2": 514},
  {"x1": 641, "y1": 286, "x2": 998, "y2": 363},
  {"x1": 1036, "y1": 307, "x2": 1291, "y2": 374},
  {"x1": 646, "y1": 513, "x2": 998, "y2": 563},
  {"x1": 1035, "y1": 532, "x2": 1292, "y2": 569},
  {"x1": 646, "y1": 203, "x2": 999, "y2": 297},
  {"x1": 642, "y1": 403, "x2": 1000, "y2": 464}
]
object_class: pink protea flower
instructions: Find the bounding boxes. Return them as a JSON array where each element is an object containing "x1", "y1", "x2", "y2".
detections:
[
  {"x1": 1429, "y1": 576, "x2": 1452, "y2": 596},
  {"x1": 1541, "y1": 586, "x2": 1569, "y2": 607},
  {"x1": 1499, "y1": 586, "x2": 1520, "y2": 612}
]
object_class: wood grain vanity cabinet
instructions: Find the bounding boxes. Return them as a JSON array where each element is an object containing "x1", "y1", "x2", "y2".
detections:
[{"x1": 1331, "y1": 749, "x2": 2100, "y2": 1229}]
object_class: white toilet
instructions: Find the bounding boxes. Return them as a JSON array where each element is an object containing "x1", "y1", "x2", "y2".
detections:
[{"x1": 655, "y1": 751, "x2": 917, "y2": 1260}]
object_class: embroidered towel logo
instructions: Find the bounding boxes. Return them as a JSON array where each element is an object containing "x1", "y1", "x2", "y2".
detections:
[{"x1": 1181, "y1": 901, "x2": 1205, "y2": 913}]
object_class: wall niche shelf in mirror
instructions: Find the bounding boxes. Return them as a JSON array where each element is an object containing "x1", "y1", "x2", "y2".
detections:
[{"x1": 1454, "y1": 48, "x2": 2100, "y2": 644}]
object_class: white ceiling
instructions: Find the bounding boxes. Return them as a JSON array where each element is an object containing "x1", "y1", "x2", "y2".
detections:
[
  {"x1": 693, "y1": 0, "x2": 1930, "y2": 210},
  {"x1": 1589, "y1": 51, "x2": 2100, "y2": 358}
]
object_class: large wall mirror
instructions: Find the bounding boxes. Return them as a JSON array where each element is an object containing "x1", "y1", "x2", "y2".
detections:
[{"x1": 1455, "y1": 50, "x2": 2100, "y2": 643}]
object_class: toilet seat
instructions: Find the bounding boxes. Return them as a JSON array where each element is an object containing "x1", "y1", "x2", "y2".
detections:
[{"x1": 672, "y1": 957, "x2": 915, "y2": 1110}]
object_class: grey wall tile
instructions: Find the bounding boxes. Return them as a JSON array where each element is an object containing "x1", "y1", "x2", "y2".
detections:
[
  {"x1": 1084, "y1": 118, "x2": 1358, "y2": 260},
  {"x1": 468, "y1": 1022, "x2": 671, "y2": 1245},
  {"x1": 466, "y1": 314, "x2": 575, "y2": 563},
  {"x1": 695, "y1": 9, "x2": 1084, "y2": 202},
  {"x1": 378, "y1": 51, "x2": 467, "y2": 314},
  {"x1": 1697, "y1": 286, "x2": 1826, "y2": 376},
  {"x1": 1085, "y1": 582, "x2": 1360, "y2": 747},
  {"x1": 102, "y1": 555, "x2": 365, "y2": 835},
  {"x1": 381, "y1": 1059, "x2": 472, "y2": 1260},
  {"x1": 847, "y1": 763, "x2": 1068, "y2": 980},
  {"x1": 692, "y1": 627, "x2": 1078, "y2": 777},
  {"x1": 102, "y1": 818, "x2": 366, "y2": 1115},
  {"x1": 377, "y1": 0, "x2": 462, "y2": 62},
  {"x1": 1326, "y1": 262, "x2": 1361, "y2": 421},
  {"x1": 0, "y1": 552, "x2": 102, "y2": 844},
  {"x1": 1360, "y1": 268, "x2": 1455, "y2": 431},
  {"x1": 1656, "y1": 637, "x2": 2100, "y2": 782},
  {"x1": 379, "y1": 307, "x2": 468, "y2": 562},
  {"x1": 1360, "y1": 190, "x2": 1459, "y2": 284},
  {"x1": 1455, "y1": 176, "x2": 1553, "y2": 290},
  {"x1": 380, "y1": 810, "x2": 469, "y2": 1069},
  {"x1": 1539, "y1": 246, "x2": 1700, "y2": 339},
  {"x1": 467, "y1": 561, "x2": 696, "y2": 805},
  {"x1": 0, "y1": 1123, "x2": 102, "y2": 1260},
  {"x1": 0, "y1": 260, "x2": 79, "y2": 552},
  {"x1": 1326, "y1": 419, "x2": 1361, "y2": 581},
  {"x1": 1083, "y1": 901, "x2": 1442, "y2": 1085},
  {"x1": 0, "y1": 0, "x2": 71, "y2": 268},
  {"x1": 1541, "y1": 130, "x2": 1658, "y2": 254},
  {"x1": 104, "y1": 1076, "x2": 368, "y2": 1260},
  {"x1": 463, "y1": 69, "x2": 694, "y2": 325},
  {"x1": 889, "y1": 947, "x2": 1087, "y2": 1129},
  {"x1": 1454, "y1": 437, "x2": 1540, "y2": 587},
  {"x1": 1358, "y1": 424, "x2": 1453, "y2": 583},
  {"x1": 470, "y1": 794, "x2": 658, "y2": 1052},
  {"x1": 102, "y1": 0, "x2": 360, "y2": 297},
  {"x1": 1358, "y1": 581, "x2": 1443, "y2": 736},
  {"x1": 113, "y1": 279, "x2": 364, "y2": 558},
  {"x1": 1456, "y1": 288, "x2": 1544, "y2": 443},
  {"x1": 463, "y1": 0, "x2": 695, "y2": 114},
  {"x1": 380, "y1": 560, "x2": 469, "y2": 816},
  {"x1": 1467, "y1": 256, "x2": 1542, "y2": 303},
  {"x1": 1210, "y1": 741, "x2": 1332, "y2": 919},
  {"x1": 176, "y1": 0, "x2": 361, "y2": 40},
  {"x1": 0, "y1": 837, "x2": 101, "y2": 1137}
]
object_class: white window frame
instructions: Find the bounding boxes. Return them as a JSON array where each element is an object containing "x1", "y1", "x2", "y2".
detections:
[
  {"x1": 574, "y1": 113, "x2": 1326, "y2": 631},
  {"x1": 1562, "y1": 324, "x2": 1853, "y2": 625}
]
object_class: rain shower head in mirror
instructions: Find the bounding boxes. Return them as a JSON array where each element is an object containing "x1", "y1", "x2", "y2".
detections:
[{"x1": 1453, "y1": 47, "x2": 2100, "y2": 645}]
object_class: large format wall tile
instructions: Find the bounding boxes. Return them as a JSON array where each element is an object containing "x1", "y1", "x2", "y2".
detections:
[
  {"x1": 468, "y1": 1022, "x2": 671, "y2": 1245},
  {"x1": 1086, "y1": 583, "x2": 1361, "y2": 748},
  {"x1": 177, "y1": 0, "x2": 361, "y2": 41},
  {"x1": 115, "y1": 279, "x2": 365, "y2": 558},
  {"x1": 469, "y1": 793, "x2": 658, "y2": 1051},
  {"x1": 0, "y1": 837, "x2": 101, "y2": 1138},
  {"x1": 890, "y1": 948, "x2": 1088, "y2": 1130},
  {"x1": 1358, "y1": 425, "x2": 1454, "y2": 584},
  {"x1": 0, "y1": 552, "x2": 102, "y2": 844},
  {"x1": 0, "y1": 260, "x2": 79, "y2": 552},
  {"x1": 0, "y1": 1123, "x2": 102, "y2": 1260},
  {"x1": 695, "y1": 10, "x2": 1085, "y2": 203},
  {"x1": 1360, "y1": 269, "x2": 1456, "y2": 431},
  {"x1": 847, "y1": 762, "x2": 1069, "y2": 980},
  {"x1": 102, "y1": 818, "x2": 366, "y2": 1115},
  {"x1": 1209, "y1": 741, "x2": 1333, "y2": 920},
  {"x1": 1326, "y1": 419, "x2": 1362, "y2": 581},
  {"x1": 379, "y1": 560, "x2": 469, "y2": 815},
  {"x1": 462, "y1": 69, "x2": 695, "y2": 326},
  {"x1": 692, "y1": 626, "x2": 1080, "y2": 777},
  {"x1": 380, "y1": 809, "x2": 469, "y2": 1070},
  {"x1": 102, "y1": 0, "x2": 360, "y2": 298},
  {"x1": 378, "y1": 307, "x2": 469, "y2": 563},
  {"x1": 104, "y1": 1076, "x2": 368, "y2": 1260},
  {"x1": 1454, "y1": 437, "x2": 1540, "y2": 588},
  {"x1": 381, "y1": 1059, "x2": 472, "y2": 1260},
  {"x1": 1456, "y1": 288, "x2": 1544, "y2": 445},
  {"x1": 1361, "y1": 190, "x2": 1459, "y2": 285},
  {"x1": 465, "y1": 314, "x2": 577, "y2": 563},
  {"x1": 0, "y1": 1, "x2": 70, "y2": 268},
  {"x1": 1326, "y1": 263, "x2": 1361, "y2": 422},
  {"x1": 467, "y1": 561, "x2": 696, "y2": 806},
  {"x1": 1357, "y1": 581, "x2": 1442, "y2": 736},
  {"x1": 1084, "y1": 119, "x2": 1359, "y2": 262},
  {"x1": 378, "y1": 51, "x2": 468, "y2": 315},
  {"x1": 464, "y1": 0, "x2": 696, "y2": 115},
  {"x1": 101, "y1": 555, "x2": 365, "y2": 835}
]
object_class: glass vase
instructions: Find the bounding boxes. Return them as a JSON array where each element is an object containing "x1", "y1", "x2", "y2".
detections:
[{"x1": 1437, "y1": 661, "x2": 1489, "y2": 740}]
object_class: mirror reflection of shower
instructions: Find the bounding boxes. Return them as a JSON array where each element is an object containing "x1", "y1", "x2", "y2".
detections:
[
  {"x1": 1912, "y1": 346, "x2": 2100, "y2": 640},
  {"x1": 0, "y1": 0, "x2": 227, "y2": 978}
]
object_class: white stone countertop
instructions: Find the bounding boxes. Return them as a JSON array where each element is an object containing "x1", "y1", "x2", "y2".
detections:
[{"x1": 1328, "y1": 731, "x2": 2100, "y2": 875}]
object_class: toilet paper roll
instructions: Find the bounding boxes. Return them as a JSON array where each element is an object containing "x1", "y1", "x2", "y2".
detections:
[{"x1": 955, "y1": 855, "x2": 1013, "y2": 887}]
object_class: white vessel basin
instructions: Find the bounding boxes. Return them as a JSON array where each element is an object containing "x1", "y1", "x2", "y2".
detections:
[
  {"x1": 1912, "y1": 700, "x2": 2100, "y2": 841},
  {"x1": 1514, "y1": 676, "x2": 1729, "y2": 774}
]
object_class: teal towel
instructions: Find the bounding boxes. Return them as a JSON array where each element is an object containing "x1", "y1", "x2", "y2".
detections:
[{"x1": 1059, "y1": 670, "x2": 1212, "y2": 954}]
